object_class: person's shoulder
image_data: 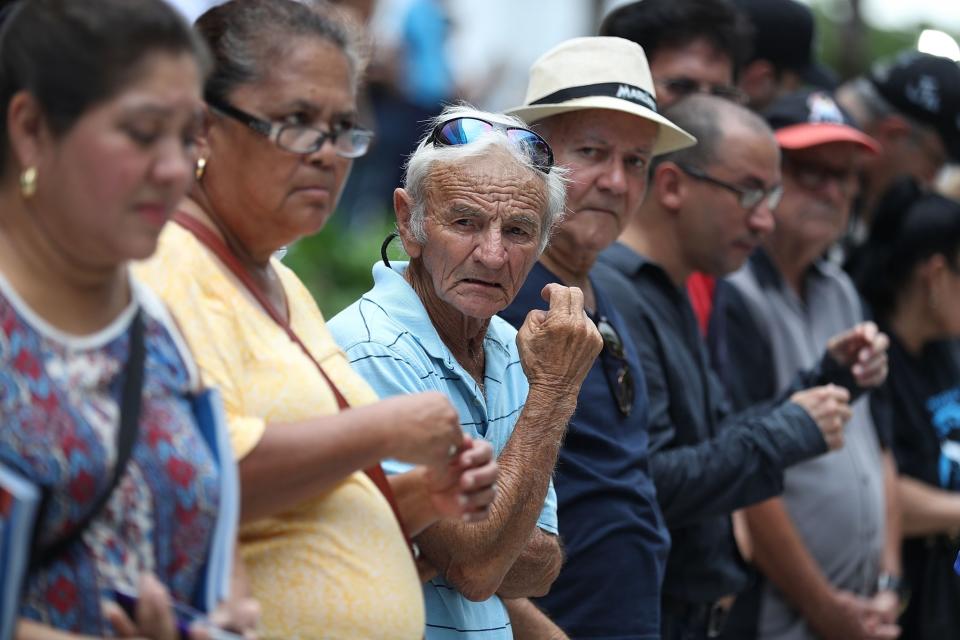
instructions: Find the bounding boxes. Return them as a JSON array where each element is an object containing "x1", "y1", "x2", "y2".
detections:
[{"x1": 592, "y1": 258, "x2": 637, "y2": 299}]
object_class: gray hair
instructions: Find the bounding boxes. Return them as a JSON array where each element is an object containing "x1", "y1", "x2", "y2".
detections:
[
  {"x1": 195, "y1": 0, "x2": 367, "y2": 102},
  {"x1": 403, "y1": 104, "x2": 568, "y2": 254}
]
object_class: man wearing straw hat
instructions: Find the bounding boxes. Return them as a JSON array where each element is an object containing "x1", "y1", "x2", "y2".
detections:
[{"x1": 499, "y1": 36, "x2": 695, "y2": 639}]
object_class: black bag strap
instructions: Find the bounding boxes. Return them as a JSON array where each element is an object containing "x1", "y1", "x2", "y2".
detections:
[{"x1": 29, "y1": 309, "x2": 146, "y2": 570}]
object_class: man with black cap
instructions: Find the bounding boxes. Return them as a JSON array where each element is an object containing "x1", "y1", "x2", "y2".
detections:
[
  {"x1": 720, "y1": 91, "x2": 903, "y2": 640},
  {"x1": 733, "y1": 0, "x2": 837, "y2": 112},
  {"x1": 836, "y1": 50, "x2": 960, "y2": 242}
]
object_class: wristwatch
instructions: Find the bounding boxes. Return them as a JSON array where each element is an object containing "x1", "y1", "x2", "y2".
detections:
[{"x1": 876, "y1": 572, "x2": 909, "y2": 600}]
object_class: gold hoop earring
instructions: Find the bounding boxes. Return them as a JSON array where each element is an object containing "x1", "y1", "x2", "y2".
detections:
[
  {"x1": 195, "y1": 157, "x2": 207, "y2": 181},
  {"x1": 19, "y1": 166, "x2": 37, "y2": 199}
]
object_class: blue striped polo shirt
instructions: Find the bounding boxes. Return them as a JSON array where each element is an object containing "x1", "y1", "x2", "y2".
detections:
[{"x1": 329, "y1": 261, "x2": 558, "y2": 640}]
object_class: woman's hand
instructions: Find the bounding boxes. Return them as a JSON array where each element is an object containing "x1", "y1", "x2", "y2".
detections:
[
  {"x1": 383, "y1": 392, "x2": 466, "y2": 467},
  {"x1": 424, "y1": 435, "x2": 497, "y2": 523},
  {"x1": 103, "y1": 574, "x2": 178, "y2": 640}
]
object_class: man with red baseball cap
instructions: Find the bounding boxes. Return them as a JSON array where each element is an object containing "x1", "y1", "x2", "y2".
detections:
[{"x1": 719, "y1": 90, "x2": 903, "y2": 640}]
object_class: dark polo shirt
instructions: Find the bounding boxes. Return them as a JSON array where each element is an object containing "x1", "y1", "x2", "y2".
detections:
[{"x1": 501, "y1": 261, "x2": 669, "y2": 640}]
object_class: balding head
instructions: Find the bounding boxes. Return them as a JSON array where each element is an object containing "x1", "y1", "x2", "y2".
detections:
[{"x1": 653, "y1": 94, "x2": 774, "y2": 169}]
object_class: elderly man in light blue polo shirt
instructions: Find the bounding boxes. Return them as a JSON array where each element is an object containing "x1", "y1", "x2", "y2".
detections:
[{"x1": 329, "y1": 105, "x2": 603, "y2": 639}]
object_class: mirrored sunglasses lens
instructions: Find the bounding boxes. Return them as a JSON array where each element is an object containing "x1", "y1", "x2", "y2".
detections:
[
  {"x1": 438, "y1": 118, "x2": 492, "y2": 145},
  {"x1": 507, "y1": 130, "x2": 552, "y2": 169}
]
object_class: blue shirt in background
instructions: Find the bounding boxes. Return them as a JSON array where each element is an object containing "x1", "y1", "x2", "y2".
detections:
[
  {"x1": 329, "y1": 261, "x2": 558, "y2": 640},
  {"x1": 500, "y1": 261, "x2": 670, "y2": 640}
]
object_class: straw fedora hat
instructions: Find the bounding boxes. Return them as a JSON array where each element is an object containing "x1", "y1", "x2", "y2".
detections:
[{"x1": 506, "y1": 36, "x2": 697, "y2": 156}]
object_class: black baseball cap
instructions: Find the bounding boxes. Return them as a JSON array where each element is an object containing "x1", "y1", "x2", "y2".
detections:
[
  {"x1": 765, "y1": 90, "x2": 880, "y2": 154},
  {"x1": 868, "y1": 50, "x2": 960, "y2": 162},
  {"x1": 733, "y1": 0, "x2": 837, "y2": 90}
]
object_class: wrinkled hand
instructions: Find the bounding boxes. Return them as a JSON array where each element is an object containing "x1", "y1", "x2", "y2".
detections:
[
  {"x1": 386, "y1": 392, "x2": 466, "y2": 467},
  {"x1": 517, "y1": 284, "x2": 603, "y2": 393},
  {"x1": 811, "y1": 589, "x2": 900, "y2": 640},
  {"x1": 424, "y1": 435, "x2": 497, "y2": 524},
  {"x1": 790, "y1": 384, "x2": 851, "y2": 450},
  {"x1": 103, "y1": 574, "x2": 178, "y2": 640},
  {"x1": 826, "y1": 322, "x2": 890, "y2": 389}
]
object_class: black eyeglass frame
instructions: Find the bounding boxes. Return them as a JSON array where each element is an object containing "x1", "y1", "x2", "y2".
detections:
[
  {"x1": 654, "y1": 76, "x2": 748, "y2": 104},
  {"x1": 676, "y1": 162, "x2": 784, "y2": 211},
  {"x1": 206, "y1": 98, "x2": 374, "y2": 158},
  {"x1": 426, "y1": 116, "x2": 555, "y2": 174}
]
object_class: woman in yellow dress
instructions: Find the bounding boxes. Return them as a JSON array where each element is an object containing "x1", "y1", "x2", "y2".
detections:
[{"x1": 135, "y1": 1, "x2": 498, "y2": 638}]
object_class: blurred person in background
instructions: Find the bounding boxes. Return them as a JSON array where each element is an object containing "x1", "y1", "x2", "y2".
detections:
[
  {"x1": 599, "y1": 0, "x2": 752, "y2": 110},
  {"x1": 836, "y1": 51, "x2": 960, "y2": 253},
  {"x1": 720, "y1": 91, "x2": 901, "y2": 640},
  {"x1": 854, "y1": 178, "x2": 960, "y2": 640},
  {"x1": 0, "y1": 0, "x2": 258, "y2": 637},
  {"x1": 733, "y1": 0, "x2": 838, "y2": 113},
  {"x1": 331, "y1": 105, "x2": 602, "y2": 639},
  {"x1": 135, "y1": 1, "x2": 497, "y2": 638},
  {"x1": 502, "y1": 36, "x2": 697, "y2": 639},
  {"x1": 596, "y1": 94, "x2": 888, "y2": 640},
  {"x1": 338, "y1": 0, "x2": 460, "y2": 226}
]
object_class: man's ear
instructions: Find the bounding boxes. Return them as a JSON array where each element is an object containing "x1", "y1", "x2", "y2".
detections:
[
  {"x1": 7, "y1": 90, "x2": 51, "y2": 175},
  {"x1": 394, "y1": 187, "x2": 422, "y2": 259},
  {"x1": 654, "y1": 162, "x2": 684, "y2": 214}
]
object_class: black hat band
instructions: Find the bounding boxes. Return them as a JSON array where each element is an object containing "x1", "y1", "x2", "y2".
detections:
[{"x1": 530, "y1": 82, "x2": 658, "y2": 114}]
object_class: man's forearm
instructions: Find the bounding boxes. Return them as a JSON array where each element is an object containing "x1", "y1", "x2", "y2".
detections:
[
  {"x1": 745, "y1": 497, "x2": 835, "y2": 621},
  {"x1": 881, "y1": 452, "x2": 902, "y2": 575},
  {"x1": 503, "y1": 598, "x2": 569, "y2": 640},
  {"x1": 497, "y1": 530, "x2": 563, "y2": 598},
  {"x1": 416, "y1": 387, "x2": 573, "y2": 600},
  {"x1": 898, "y1": 475, "x2": 960, "y2": 536}
]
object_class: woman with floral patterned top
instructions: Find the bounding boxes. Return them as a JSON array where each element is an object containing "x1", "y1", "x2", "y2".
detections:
[{"x1": 0, "y1": 1, "x2": 256, "y2": 637}]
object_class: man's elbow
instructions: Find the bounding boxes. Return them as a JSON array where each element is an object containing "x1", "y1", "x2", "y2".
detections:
[{"x1": 445, "y1": 559, "x2": 511, "y2": 602}]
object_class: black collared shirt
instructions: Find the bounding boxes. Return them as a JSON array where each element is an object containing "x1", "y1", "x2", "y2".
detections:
[{"x1": 595, "y1": 243, "x2": 827, "y2": 605}]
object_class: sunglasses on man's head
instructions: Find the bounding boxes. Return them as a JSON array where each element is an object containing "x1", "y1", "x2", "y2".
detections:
[
  {"x1": 595, "y1": 315, "x2": 635, "y2": 417},
  {"x1": 427, "y1": 116, "x2": 555, "y2": 173}
]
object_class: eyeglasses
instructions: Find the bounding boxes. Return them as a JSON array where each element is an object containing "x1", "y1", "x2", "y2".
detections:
[
  {"x1": 207, "y1": 98, "x2": 374, "y2": 158},
  {"x1": 595, "y1": 315, "x2": 634, "y2": 417},
  {"x1": 782, "y1": 156, "x2": 859, "y2": 197},
  {"x1": 427, "y1": 116, "x2": 555, "y2": 173},
  {"x1": 655, "y1": 76, "x2": 747, "y2": 104},
  {"x1": 677, "y1": 163, "x2": 784, "y2": 210}
]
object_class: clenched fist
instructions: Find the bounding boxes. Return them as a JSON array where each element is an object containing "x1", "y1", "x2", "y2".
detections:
[
  {"x1": 517, "y1": 283, "x2": 603, "y2": 393},
  {"x1": 791, "y1": 384, "x2": 852, "y2": 451}
]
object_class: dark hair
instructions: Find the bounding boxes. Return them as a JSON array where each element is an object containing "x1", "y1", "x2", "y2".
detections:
[
  {"x1": 195, "y1": 0, "x2": 364, "y2": 105},
  {"x1": 599, "y1": 0, "x2": 753, "y2": 79},
  {"x1": 651, "y1": 93, "x2": 772, "y2": 171},
  {"x1": 854, "y1": 177, "x2": 960, "y2": 319},
  {"x1": 0, "y1": 0, "x2": 210, "y2": 175}
]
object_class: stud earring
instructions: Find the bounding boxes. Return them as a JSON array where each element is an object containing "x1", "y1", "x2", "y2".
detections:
[
  {"x1": 19, "y1": 166, "x2": 37, "y2": 198},
  {"x1": 195, "y1": 157, "x2": 207, "y2": 181}
]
